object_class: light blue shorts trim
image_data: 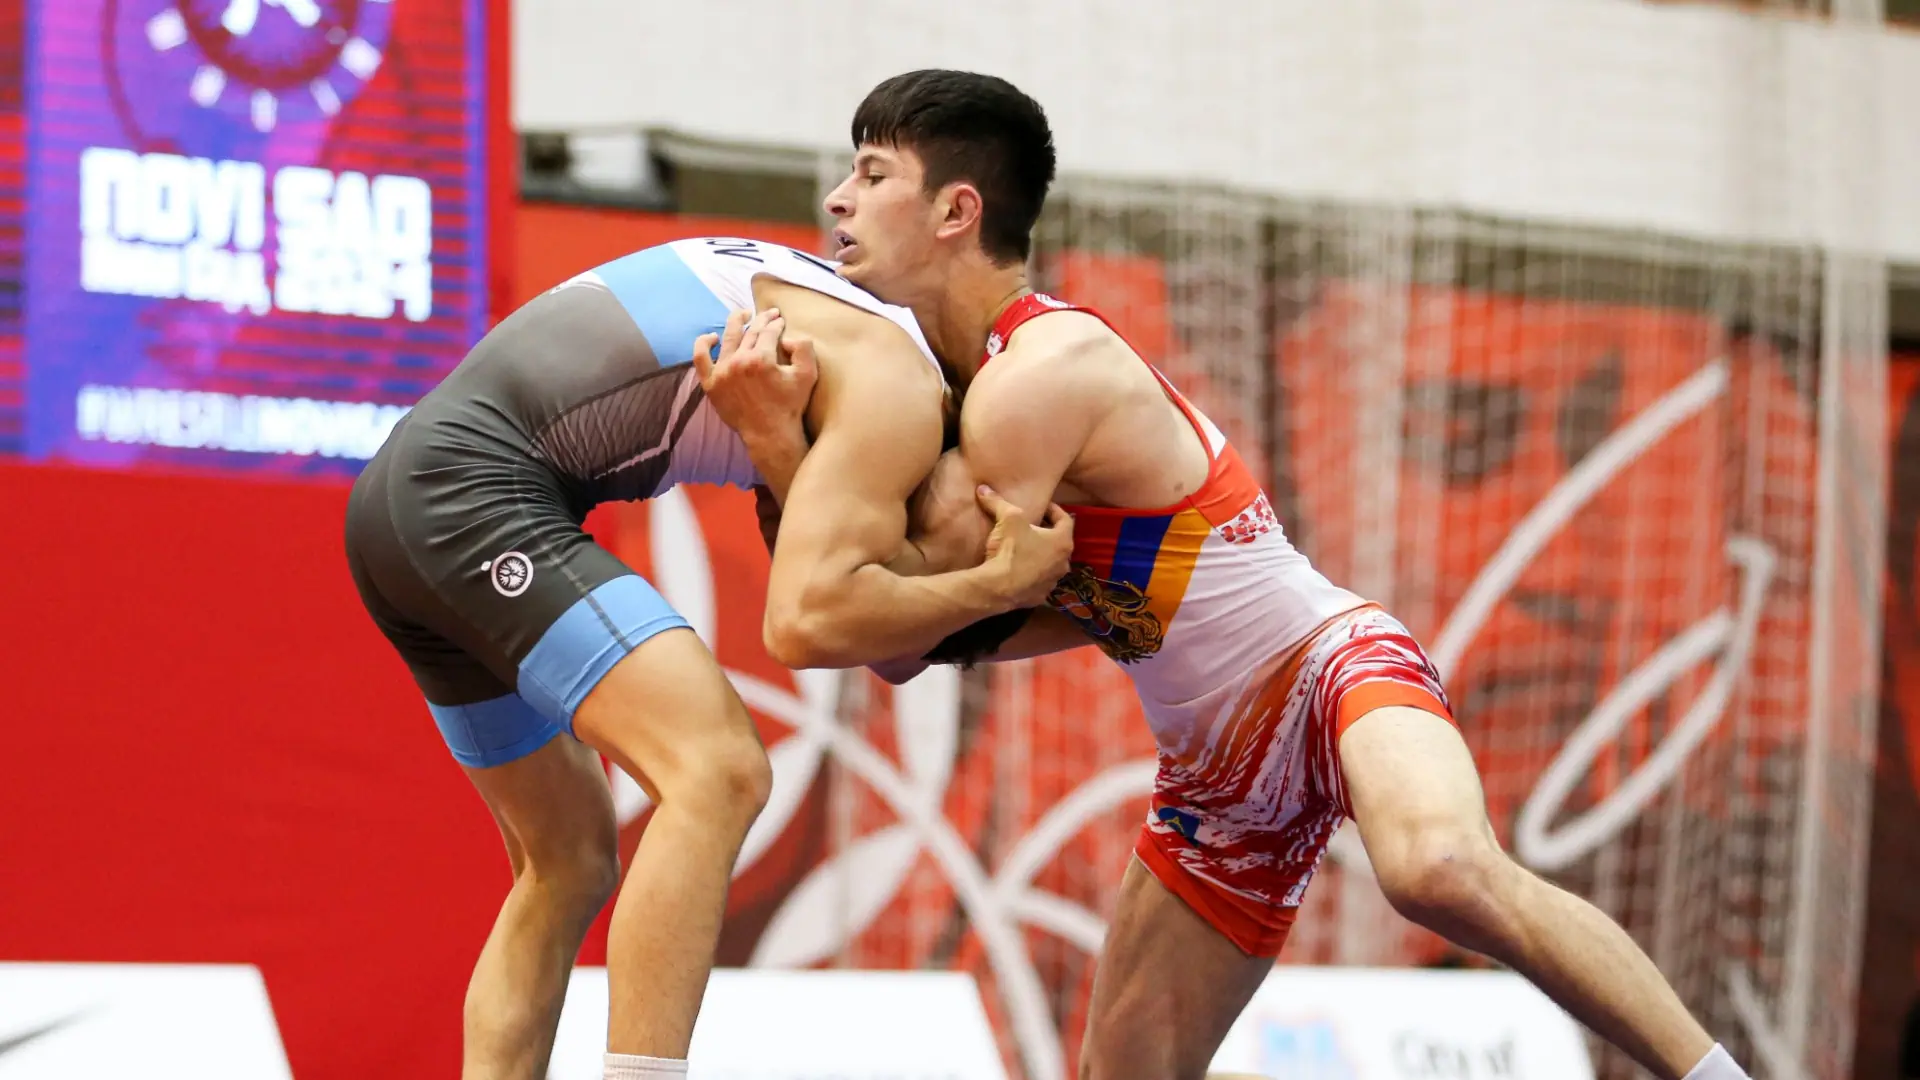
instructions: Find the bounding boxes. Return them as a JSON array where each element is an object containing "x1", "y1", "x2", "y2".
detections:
[
  {"x1": 427, "y1": 576, "x2": 691, "y2": 769},
  {"x1": 428, "y1": 695, "x2": 565, "y2": 769},
  {"x1": 517, "y1": 575, "x2": 691, "y2": 727}
]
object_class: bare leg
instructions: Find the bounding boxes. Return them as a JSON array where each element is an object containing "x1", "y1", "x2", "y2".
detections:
[
  {"x1": 571, "y1": 628, "x2": 772, "y2": 1060},
  {"x1": 1340, "y1": 705, "x2": 1724, "y2": 1080},
  {"x1": 1079, "y1": 858, "x2": 1274, "y2": 1080},
  {"x1": 460, "y1": 735, "x2": 623, "y2": 1080}
]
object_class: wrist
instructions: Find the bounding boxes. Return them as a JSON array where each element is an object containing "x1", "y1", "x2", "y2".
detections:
[
  {"x1": 963, "y1": 560, "x2": 1022, "y2": 614},
  {"x1": 742, "y1": 424, "x2": 808, "y2": 458},
  {"x1": 741, "y1": 427, "x2": 809, "y2": 495}
]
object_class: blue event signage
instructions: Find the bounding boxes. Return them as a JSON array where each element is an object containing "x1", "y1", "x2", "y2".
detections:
[{"x1": 24, "y1": 0, "x2": 488, "y2": 476}]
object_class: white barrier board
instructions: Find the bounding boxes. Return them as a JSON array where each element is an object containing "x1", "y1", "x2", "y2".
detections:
[
  {"x1": 0, "y1": 963, "x2": 292, "y2": 1079},
  {"x1": 549, "y1": 967, "x2": 1010, "y2": 1080},
  {"x1": 1208, "y1": 966, "x2": 1594, "y2": 1080}
]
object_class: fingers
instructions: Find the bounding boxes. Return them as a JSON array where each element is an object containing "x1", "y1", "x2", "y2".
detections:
[
  {"x1": 690, "y1": 332, "x2": 720, "y2": 384},
  {"x1": 718, "y1": 309, "x2": 750, "y2": 361},
  {"x1": 754, "y1": 313, "x2": 786, "y2": 359},
  {"x1": 975, "y1": 484, "x2": 1022, "y2": 522},
  {"x1": 782, "y1": 333, "x2": 819, "y2": 381},
  {"x1": 701, "y1": 308, "x2": 790, "y2": 387},
  {"x1": 739, "y1": 309, "x2": 786, "y2": 363},
  {"x1": 976, "y1": 486, "x2": 1072, "y2": 530}
]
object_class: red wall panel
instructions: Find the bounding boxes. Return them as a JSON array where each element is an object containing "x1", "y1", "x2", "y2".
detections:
[{"x1": 0, "y1": 461, "x2": 501, "y2": 1076}]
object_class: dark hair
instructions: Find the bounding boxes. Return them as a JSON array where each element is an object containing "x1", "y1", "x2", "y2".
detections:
[{"x1": 851, "y1": 70, "x2": 1056, "y2": 265}]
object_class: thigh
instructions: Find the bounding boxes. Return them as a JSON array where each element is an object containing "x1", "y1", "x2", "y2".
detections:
[
  {"x1": 1305, "y1": 607, "x2": 1486, "y2": 849},
  {"x1": 1081, "y1": 858, "x2": 1274, "y2": 1080},
  {"x1": 570, "y1": 625, "x2": 765, "y2": 803},
  {"x1": 461, "y1": 730, "x2": 619, "y2": 879},
  {"x1": 1296, "y1": 612, "x2": 1519, "y2": 942},
  {"x1": 1338, "y1": 703, "x2": 1498, "y2": 862}
]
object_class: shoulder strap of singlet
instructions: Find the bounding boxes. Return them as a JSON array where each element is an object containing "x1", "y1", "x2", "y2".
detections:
[
  {"x1": 982, "y1": 292, "x2": 1219, "y2": 462},
  {"x1": 983, "y1": 292, "x2": 1081, "y2": 364}
]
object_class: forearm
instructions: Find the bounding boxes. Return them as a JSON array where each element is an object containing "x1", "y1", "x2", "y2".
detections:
[
  {"x1": 743, "y1": 430, "x2": 809, "y2": 508},
  {"x1": 925, "y1": 606, "x2": 1086, "y2": 666},
  {"x1": 970, "y1": 607, "x2": 1091, "y2": 663},
  {"x1": 768, "y1": 561, "x2": 1017, "y2": 670},
  {"x1": 745, "y1": 431, "x2": 923, "y2": 566},
  {"x1": 755, "y1": 486, "x2": 931, "y2": 572},
  {"x1": 871, "y1": 608, "x2": 1090, "y2": 685}
]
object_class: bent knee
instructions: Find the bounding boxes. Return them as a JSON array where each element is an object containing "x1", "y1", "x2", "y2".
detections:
[
  {"x1": 664, "y1": 735, "x2": 774, "y2": 824},
  {"x1": 521, "y1": 833, "x2": 623, "y2": 912},
  {"x1": 702, "y1": 739, "x2": 774, "y2": 819},
  {"x1": 1371, "y1": 827, "x2": 1510, "y2": 925}
]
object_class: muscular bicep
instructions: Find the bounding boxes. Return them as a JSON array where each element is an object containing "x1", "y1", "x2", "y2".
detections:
[
  {"x1": 765, "y1": 325, "x2": 945, "y2": 607},
  {"x1": 956, "y1": 352, "x2": 1099, "y2": 518}
]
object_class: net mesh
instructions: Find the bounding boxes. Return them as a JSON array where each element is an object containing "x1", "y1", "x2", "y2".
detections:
[
  {"x1": 632, "y1": 6, "x2": 1893, "y2": 1079},
  {"x1": 780, "y1": 196, "x2": 1881, "y2": 1080}
]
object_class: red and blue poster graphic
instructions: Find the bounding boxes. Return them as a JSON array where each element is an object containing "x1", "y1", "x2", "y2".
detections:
[{"x1": 25, "y1": 0, "x2": 488, "y2": 477}]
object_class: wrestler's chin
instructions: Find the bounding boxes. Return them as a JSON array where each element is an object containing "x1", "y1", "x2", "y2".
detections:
[{"x1": 834, "y1": 249, "x2": 874, "y2": 287}]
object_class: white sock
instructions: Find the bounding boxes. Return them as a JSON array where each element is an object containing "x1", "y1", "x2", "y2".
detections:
[
  {"x1": 604, "y1": 1052, "x2": 688, "y2": 1079},
  {"x1": 1682, "y1": 1044, "x2": 1750, "y2": 1080}
]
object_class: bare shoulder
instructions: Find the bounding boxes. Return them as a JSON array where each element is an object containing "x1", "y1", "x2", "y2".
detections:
[
  {"x1": 1005, "y1": 309, "x2": 1132, "y2": 366},
  {"x1": 755, "y1": 277, "x2": 929, "y2": 365},
  {"x1": 755, "y1": 277, "x2": 942, "y2": 422},
  {"x1": 970, "y1": 310, "x2": 1131, "y2": 413},
  {"x1": 962, "y1": 320, "x2": 1128, "y2": 456}
]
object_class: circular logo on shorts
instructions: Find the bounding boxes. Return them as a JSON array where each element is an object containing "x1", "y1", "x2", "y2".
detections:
[{"x1": 485, "y1": 551, "x2": 533, "y2": 597}]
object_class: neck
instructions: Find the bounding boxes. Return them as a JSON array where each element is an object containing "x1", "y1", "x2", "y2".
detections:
[{"x1": 908, "y1": 261, "x2": 1031, "y2": 391}]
